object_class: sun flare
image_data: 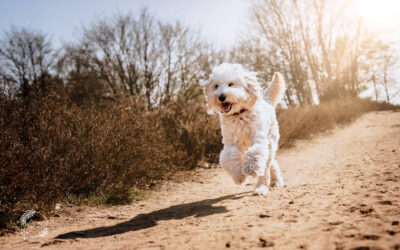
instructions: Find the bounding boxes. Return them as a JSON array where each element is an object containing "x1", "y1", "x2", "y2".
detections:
[{"x1": 356, "y1": 0, "x2": 400, "y2": 29}]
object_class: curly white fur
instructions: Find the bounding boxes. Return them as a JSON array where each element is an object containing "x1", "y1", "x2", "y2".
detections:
[{"x1": 204, "y1": 63, "x2": 285, "y2": 195}]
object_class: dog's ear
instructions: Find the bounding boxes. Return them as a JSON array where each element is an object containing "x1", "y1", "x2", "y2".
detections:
[
  {"x1": 203, "y1": 78, "x2": 218, "y2": 115},
  {"x1": 244, "y1": 71, "x2": 261, "y2": 106},
  {"x1": 203, "y1": 78, "x2": 212, "y2": 97},
  {"x1": 206, "y1": 104, "x2": 218, "y2": 115}
]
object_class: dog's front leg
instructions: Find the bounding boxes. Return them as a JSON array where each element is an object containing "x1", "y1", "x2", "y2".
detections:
[
  {"x1": 220, "y1": 145, "x2": 246, "y2": 185},
  {"x1": 243, "y1": 132, "x2": 269, "y2": 177}
]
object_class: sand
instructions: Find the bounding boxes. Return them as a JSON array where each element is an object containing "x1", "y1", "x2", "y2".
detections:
[{"x1": 1, "y1": 111, "x2": 399, "y2": 250}]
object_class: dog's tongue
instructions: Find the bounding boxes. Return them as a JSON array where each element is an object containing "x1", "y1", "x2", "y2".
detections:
[{"x1": 222, "y1": 103, "x2": 231, "y2": 113}]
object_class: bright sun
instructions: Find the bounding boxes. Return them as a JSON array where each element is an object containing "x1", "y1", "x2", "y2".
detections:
[{"x1": 356, "y1": 0, "x2": 400, "y2": 30}]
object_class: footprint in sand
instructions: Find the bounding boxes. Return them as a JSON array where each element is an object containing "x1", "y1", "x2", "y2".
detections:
[
  {"x1": 378, "y1": 200, "x2": 392, "y2": 205},
  {"x1": 361, "y1": 235, "x2": 380, "y2": 240},
  {"x1": 386, "y1": 230, "x2": 396, "y2": 236}
]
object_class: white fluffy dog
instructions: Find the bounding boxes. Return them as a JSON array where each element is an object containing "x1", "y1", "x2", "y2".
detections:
[{"x1": 204, "y1": 63, "x2": 285, "y2": 195}]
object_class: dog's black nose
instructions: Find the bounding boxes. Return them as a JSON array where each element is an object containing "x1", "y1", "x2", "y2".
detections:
[{"x1": 219, "y1": 94, "x2": 226, "y2": 102}]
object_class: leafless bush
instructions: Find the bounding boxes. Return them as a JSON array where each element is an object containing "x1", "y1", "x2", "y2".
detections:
[{"x1": 0, "y1": 87, "x2": 222, "y2": 232}]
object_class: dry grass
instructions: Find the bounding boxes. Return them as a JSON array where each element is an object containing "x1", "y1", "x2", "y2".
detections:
[
  {"x1": 277, "y1": 97, "x2": 398, "y2": 148},
  {"x1": 0, "y1": 91, "x2": 397, "y2": 233}
]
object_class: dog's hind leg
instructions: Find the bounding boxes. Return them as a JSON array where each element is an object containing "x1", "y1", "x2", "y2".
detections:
[
  {"x1": 253, "y1": 175, "x2": 269, "y2": 195},
  {"x1": 270, "y1": 159, "x2": 284, "y2": 187}
]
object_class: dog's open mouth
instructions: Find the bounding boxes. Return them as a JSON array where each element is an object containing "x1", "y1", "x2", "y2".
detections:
[{"x1": 221, "y1": 102, "x2": 232, "y2": 113}]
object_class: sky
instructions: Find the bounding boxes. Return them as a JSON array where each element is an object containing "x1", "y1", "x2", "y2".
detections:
[
  {"x1": 0, "y1": 0, "x2": 249, "y2": 48},
  {"x1": 0, "y1": 0, "x2": 399, "y2": 103}
]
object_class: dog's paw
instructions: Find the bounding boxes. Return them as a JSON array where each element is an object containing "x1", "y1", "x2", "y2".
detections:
[
  {"x1": 231, "y1": 171, "x2": 247, "y2": 185},
  {"x1": 270, "y1": 176, "x2": 284, "y2": 187},
  {"x1": 252, "y1": 185, "x2": 269, "y2": 195},
  {"x1": 270, "y1": 179, "x2": 284, "y2": 188}
]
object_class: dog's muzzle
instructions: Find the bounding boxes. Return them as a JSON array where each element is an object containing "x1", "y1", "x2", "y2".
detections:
[{"x1": 219, "y1": 94, "x2": 226, "y2": 102}]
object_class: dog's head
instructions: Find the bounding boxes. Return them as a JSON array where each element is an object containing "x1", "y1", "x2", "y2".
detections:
[{"x1": 204, "y1": 63, "x2": 261, "y2": 115}]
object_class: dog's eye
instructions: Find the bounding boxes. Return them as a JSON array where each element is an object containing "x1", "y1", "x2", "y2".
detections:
[
  {"x1": 215, "y1": 84, "x2": 219, "y2": 89},
  {"x1": 228, "y1": 83, "x2": 234, "y2": 87}
]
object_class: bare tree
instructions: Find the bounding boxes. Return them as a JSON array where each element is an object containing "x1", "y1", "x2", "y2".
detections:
[
  {"x1": 364, "y1": 40, "x2": 398, "y2": 102},
  {"x1": 132, "y1": 9, "x2": 161, "y2": 108},
  {"x1": 238, "y1": 0, "x2": 398, "y2": 105},
  {"x1": 76, "y1": 15, "x2": 139, "y2": 97},
  {"x1": 250, "y1": 0, "x2": 315, "y2": 105},
  {"x1": 380, "y1": 45, "x2": 398, "y2": 102},
  {"x1": 59, "y1": 9, "x2": 215, "y2": 108},
  {"x1": 64, "y1": 9, "x2": 164, "y2": 108},
  {"x1": 0, "y1": 27, "x2": 55, "y2": 97},
  {"x1": 159, "y1": 21, "x2": 204, "y2": 104}
]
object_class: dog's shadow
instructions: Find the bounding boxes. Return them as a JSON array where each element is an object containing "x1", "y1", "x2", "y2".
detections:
[{"x1": 55, "y1": 192, "x2": 249, "y2": 240}]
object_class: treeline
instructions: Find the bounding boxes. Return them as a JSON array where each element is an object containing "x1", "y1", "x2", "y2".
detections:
[
  {"x1": 231, "y1": 0, "x2": 398, "y2": 105},
  {"x1": 0, "y1": 2, "x2": 398, "y2": 107},
  {"x1": 0, "y1": 9, "x2": 222, "y2": 107}
]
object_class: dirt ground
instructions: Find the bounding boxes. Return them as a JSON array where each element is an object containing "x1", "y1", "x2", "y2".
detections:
[{"x1": 1, "y1": 111, "x2": 400, "y2": 250}]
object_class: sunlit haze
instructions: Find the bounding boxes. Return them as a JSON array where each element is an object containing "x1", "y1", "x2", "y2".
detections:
[{"x1": 357, "y1": 0, "x2": 400, "y2": 32}]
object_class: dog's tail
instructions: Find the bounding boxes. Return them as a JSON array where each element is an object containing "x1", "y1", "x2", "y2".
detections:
[{"x1": 266, "y1": 72, "x2": 286, "y2": 108}]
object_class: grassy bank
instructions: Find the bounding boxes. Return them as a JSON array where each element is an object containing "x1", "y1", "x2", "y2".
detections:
[{"x1": 277, "y1": 97, "x2": 398, "y2": 148}]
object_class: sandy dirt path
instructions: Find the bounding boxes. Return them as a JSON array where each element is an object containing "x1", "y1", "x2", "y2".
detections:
[{"x1": 1, "y1": 111, "x2": 400, "y2": 250}]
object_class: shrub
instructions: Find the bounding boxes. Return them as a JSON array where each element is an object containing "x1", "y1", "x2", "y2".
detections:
[{"x1": 0, "y1": 88, "x2": 221, "y2": 233}]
